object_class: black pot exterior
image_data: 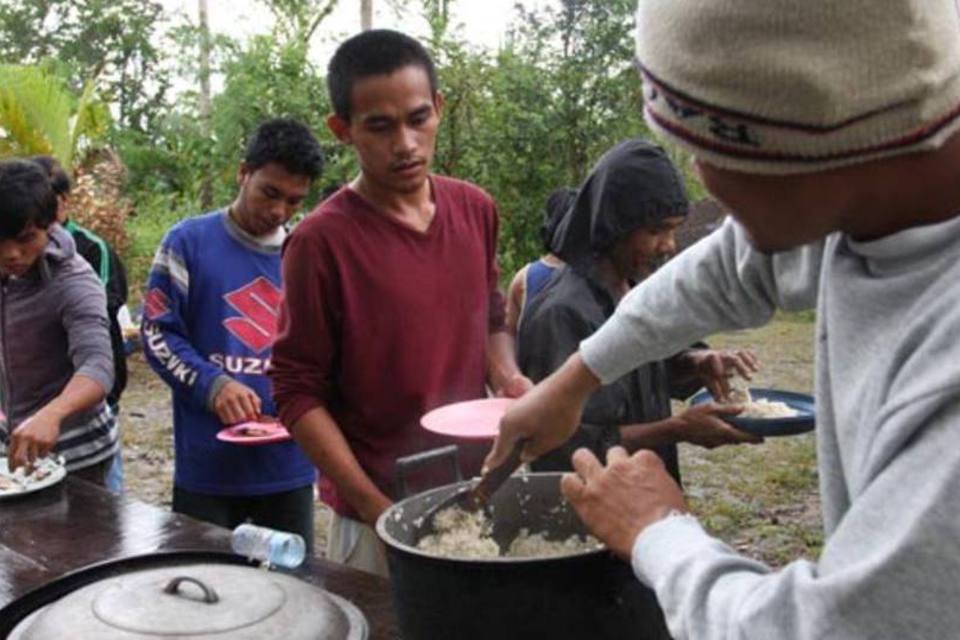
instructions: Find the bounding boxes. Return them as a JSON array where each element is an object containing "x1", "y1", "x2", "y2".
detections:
[{"x1": 377, "y1": 473, "x2": 672, "y2": 640}]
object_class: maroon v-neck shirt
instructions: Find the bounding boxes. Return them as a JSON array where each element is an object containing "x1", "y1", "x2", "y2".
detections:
[{"x1": 272, "y1": 176, "x2": 506, "y2": 517}]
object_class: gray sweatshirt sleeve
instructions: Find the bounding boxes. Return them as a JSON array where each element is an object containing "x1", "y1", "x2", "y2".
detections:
[
  {"x1": 632, "y1": 391, "x2": 960, "y2": 640},
  {"x1": 581, "y1": 218, "x2": 823, "y2": 383},
  {"x1": 58, "y1": 263, "x2": 115, "y2": 394}
]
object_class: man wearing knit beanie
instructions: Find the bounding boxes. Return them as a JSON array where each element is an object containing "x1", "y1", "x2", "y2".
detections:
[{"x1": 487, "y1": 1, "x2": 960, "y2": 638}]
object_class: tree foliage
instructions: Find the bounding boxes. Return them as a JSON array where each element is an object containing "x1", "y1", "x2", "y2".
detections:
[
  {"x1": 118, "y1": 2, "x2": 353, "y2": 221},
  {"x1": 415, "y1": 0, "x2": 650, "y2": 270},
  {"x1": 2, "y1": 0, "x2": 708, "y2": 283},
  {"x1": 0, "y1": 0, "x2": 168, "y2": 132},
  {"x1": 0, "y1": 64, "x2": 109, "y2": 167},
  {"x1": 259, "y1": 0, "x2": 339, "y2": 44}
]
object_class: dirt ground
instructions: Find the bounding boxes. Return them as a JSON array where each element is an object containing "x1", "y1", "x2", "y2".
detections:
[{"x1": 120, "y1": 313, "x2": 819, "y2": 566}]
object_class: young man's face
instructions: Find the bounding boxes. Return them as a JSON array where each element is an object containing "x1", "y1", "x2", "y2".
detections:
[
  {"x1": 233, "y1": 162, "x2": 311, "y2": 236},
  {"x1": 0, "y1": 224, "x2": 49, "y2": 278},
  {"x1": 328, "y1": 65, "x2": 443, "y2": 195},
  {"x1": 609, "y1": 215, "x2": 685, "y2": 283}
]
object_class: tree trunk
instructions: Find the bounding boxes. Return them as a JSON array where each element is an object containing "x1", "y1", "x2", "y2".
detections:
[
  {"x1": 361, "y1": 0, "x2": 372, "y2": 30},
  {"x1": 198, "y1": 0, "x2": 213, "y2": 209}
]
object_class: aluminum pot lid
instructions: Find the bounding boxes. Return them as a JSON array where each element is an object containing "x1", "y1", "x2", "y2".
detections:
[{"x1": 17, "y1": 563, "x2": 367, "y2": 640}]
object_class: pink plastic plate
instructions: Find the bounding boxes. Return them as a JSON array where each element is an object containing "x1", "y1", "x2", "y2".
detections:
[
  {"x1": 420, "y1": 397, "x2": 515, "y2": 439},
  {"x1": 216, "y1": 420, "x2": 292, "y2": 446}
]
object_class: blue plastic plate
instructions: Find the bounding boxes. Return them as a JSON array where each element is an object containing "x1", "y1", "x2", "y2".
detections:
[{"x1": 689, "y1": 388, "x2": 816, "y2": 437}]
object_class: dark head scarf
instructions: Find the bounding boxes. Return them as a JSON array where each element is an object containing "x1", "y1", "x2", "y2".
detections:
[
  {"x1": 551, "y1": 138, "x2": 689, "y2": 269},
  {"x1": 540, "y1": 186, "x2": 577, "y2": 252}
]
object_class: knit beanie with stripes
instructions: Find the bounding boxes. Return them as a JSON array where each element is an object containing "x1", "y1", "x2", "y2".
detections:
[{"x1": 635, "y1": 1, "x2": 960, "y2": 174}]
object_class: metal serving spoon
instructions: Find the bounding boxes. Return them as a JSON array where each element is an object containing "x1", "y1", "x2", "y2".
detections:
[{"x1": 413, "y1": 438, "x2": 528, "y2": 540}]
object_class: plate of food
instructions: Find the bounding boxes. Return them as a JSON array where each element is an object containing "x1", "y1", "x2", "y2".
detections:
[
  {"x1": 0, "y1": 455, "x2": 67, "y2": 499},
  {"x1": 689, "y1": 388, "x2": 815, "y2": 437},
  {"x1": 216, "y1": 419, "x2": 292, "y2": 446},
  {"x1": 421, "y1": 398, "x2": 516, "y2": 439}
]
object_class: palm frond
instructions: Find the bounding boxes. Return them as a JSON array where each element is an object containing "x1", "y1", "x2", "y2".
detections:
[{"x1": 0, "y1": 65, "x2": 108, "y2": 167}]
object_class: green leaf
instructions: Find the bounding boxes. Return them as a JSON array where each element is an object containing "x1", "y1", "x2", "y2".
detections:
[{"x1": 0, "y1": 64, "x2": 108, "y2": 167}]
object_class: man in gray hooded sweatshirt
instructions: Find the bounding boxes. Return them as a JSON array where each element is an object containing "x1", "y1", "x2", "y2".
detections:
[{"x1": 0, "y1": 159, "x2": 117, "y2": 483}]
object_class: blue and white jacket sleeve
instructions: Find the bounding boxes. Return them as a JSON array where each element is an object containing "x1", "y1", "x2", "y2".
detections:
[{"x1": 140, "y1": 227, "x2": 230, "y2": 412}]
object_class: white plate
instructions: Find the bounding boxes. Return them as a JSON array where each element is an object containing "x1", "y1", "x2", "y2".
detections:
[{"x1": 0, "y1": 456, "x2": 67, "y2": 500}]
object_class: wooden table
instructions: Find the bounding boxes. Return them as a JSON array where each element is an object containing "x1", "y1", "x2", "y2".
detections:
[{"x1": 0, "y1": 477, "x2": 399, "y2": 638}]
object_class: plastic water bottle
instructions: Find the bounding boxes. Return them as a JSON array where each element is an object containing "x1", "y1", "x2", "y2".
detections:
[{"x1": 231, "y1": 523, "x2": 306, "y2": 569}]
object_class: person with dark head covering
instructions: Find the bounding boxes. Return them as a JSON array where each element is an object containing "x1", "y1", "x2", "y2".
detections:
[
  {"x1": 505, "y1": 186, "x2": 575, "y2": 335},
  {"x1": 517, "y1": 138, "x2": 760, "y2": 473}
]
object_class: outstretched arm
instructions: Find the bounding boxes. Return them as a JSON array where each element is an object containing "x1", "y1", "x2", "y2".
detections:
[
  {"x1": 565, "y1": 390, "x2": 960, "y2": 639},
  {"x1": 487, "y1": 219, "x2": 821, "y2": 469},
  {"x1": 9, "y1": 375, "x2": 105, "y2": 471},
  {"x1": 9, "y1": 266, "x2": 112, "y2": 470}
]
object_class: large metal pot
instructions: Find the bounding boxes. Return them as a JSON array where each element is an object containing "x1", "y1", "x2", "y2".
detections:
[
  {"x1": 376, "y1": 472, "x2": 671, "y2": 640},
  {"x1": 0, "y1": 551, "x2": 367, "y2": 640}
]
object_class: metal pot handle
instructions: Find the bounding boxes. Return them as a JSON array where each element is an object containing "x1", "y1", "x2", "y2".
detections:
[
  {"x1": 395, "y1": 444, "x2": 462, "y2": 498},
  {"x1": 162, "y1": 576, "x2": 220, "y2": 604}
]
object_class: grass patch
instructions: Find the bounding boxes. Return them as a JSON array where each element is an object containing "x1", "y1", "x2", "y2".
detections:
[
  {"x1": 776, "y1": 309, "x2": 817, "y2": 324},
  {"x1": 680, "y1": 319, "x2": 821, "y2": 567}
]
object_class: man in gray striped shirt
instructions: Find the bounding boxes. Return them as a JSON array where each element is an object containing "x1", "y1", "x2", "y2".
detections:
[{"x1": 0, "y1": 159, "x2": 117, "y2": 484}]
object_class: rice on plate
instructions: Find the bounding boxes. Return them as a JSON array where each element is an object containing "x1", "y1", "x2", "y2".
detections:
[{"x1": 726, "y1": 387, "x2": 797, "y2": 419}]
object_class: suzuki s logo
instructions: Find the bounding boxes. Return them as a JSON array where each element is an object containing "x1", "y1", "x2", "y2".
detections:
[{"x1": 222, "y1": 277, "x2": 282, "y2": 353}]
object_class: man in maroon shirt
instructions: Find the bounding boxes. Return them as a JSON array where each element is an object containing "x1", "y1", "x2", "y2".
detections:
[{"x1": 270, "y1": 29, "x2": 531, "y2": 575}]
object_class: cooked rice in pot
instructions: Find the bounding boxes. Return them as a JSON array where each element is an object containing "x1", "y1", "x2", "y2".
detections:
[{"x1": 416, "y1": 506, "x2": 602, "y2": 559}]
